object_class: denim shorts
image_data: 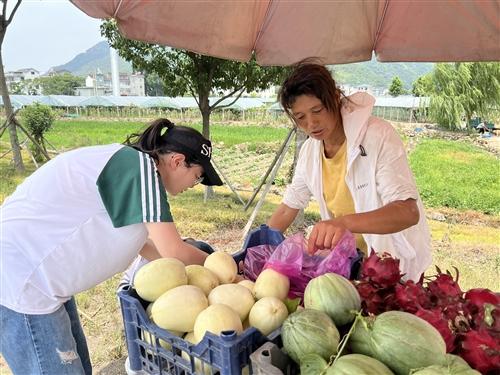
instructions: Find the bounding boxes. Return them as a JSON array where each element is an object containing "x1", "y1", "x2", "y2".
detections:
[{"x1": 0, "y1": 297, "x2": 92, "y2": 375}]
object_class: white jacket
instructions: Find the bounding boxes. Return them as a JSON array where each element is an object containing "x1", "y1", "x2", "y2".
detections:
[{"x1": 283, "y1": 92, "x2": 431, "y2": 281}]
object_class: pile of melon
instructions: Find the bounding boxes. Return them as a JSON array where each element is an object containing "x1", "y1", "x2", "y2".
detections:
[
  {"x1": 278, "y1": 272, "x2": 481, "y2": 375},
  {"x1": 133, "y1": 255, "x2": 482, "y2": 375},
  {"x1": 132, "y1": 252, "x2": 290, "y2": 368}
]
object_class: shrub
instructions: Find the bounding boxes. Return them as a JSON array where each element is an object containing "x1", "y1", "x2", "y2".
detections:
[{"x1": 21, "y1": 103, "x2": 55, "y2": 161}]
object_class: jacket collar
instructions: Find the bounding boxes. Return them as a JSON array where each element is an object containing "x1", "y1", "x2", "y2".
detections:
[{"x1": 341, "y1": 92, "x2": 375, "y2": 148}]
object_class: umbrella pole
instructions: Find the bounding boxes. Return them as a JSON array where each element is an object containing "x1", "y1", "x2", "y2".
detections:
[
  {"x1": 244, "y1": 127, "x2": 295, "y2": 211},
  {"x1": 241, "y1": 129, "x2": 294, "y2": 241},
  {"x1": 211, "y1": 158, "x2": 245, "y2": 205}
]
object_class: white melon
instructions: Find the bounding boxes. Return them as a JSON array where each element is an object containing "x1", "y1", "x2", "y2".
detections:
[
  {"x1": 141, "y1": 329, "x2": 183, "y2": 353},
  {"x1": 249, "y1": 297, "x2": 288, "y2": 336},
  {"x1": 194, "y1": 304, "x2": 243, "y2": 343},
  {"x1": 237, "y1": 280, "x2": 255, "y2": 297},
  {"x1": 185, "y1": 264, "x2": 220, "y2": 296},
  {"x1": 134, "y1": 258, "x2": 187, "y2": 302},
  {"x1": 253, "y1": 268, "x2": 290, "y2": 301},
  {"x1": 208, "y1": 284, "x2": 255, "y2": 321},
  {"x1": 204, "y1": 252, "x2": 237, "y2": 284},
  {"x1": 151, "y1": 285, "x2": 208, "y2": 332}
]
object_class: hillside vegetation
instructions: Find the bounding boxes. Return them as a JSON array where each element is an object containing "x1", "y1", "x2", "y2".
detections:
[{"x1": 54, "y1": 41, "x2": 432, "y2": 89}]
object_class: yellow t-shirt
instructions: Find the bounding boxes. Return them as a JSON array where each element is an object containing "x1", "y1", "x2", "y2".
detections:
[{"x1": 322, "y1": 141, "x2": 367, "y2": 254}]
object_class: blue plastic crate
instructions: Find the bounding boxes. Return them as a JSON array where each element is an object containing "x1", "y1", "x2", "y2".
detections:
[
  {"x1": 232, "y1": 224, "x2": 285, "y2": 264},
  {"x1": 120, "y1": 225, "x2": 284, "y2": 375},
  {"x1": 119, "y1": 287, "x2": 281, "y2": 375}
]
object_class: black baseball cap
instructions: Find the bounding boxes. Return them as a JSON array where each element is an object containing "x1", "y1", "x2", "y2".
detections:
[{"x1": 167, "y1": 127, "x2": 223, "y2": 186}]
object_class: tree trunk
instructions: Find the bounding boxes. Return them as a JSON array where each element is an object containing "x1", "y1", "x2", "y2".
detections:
[{"x1": 0, "y1": 31, "x2": 24, "y2": 172}]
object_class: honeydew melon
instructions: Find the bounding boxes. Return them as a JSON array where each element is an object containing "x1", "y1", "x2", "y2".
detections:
[
  {"x1": 208, "y1": 284, "x2": 255, "y2": 321},
  {"x1": 204, "y1": 252, "x2": 238, "y2": 284},
  {"x1": 185, "y1": 264, "x2": 219, "y2": 296},
  {"x1": 151, "y1": 285, "x2": 208, "y2": 332},
  {"x1": 134, "y1": 258, "x2": 187, "y2": 302}
]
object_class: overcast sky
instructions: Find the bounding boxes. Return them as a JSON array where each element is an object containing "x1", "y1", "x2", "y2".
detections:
[{"x1": 4, "y1": 0, "x2": 105, "y2": 73}]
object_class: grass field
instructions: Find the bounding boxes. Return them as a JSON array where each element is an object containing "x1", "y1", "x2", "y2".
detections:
[
  {"x1": 1, "y1": 119, "x2": 499, "y2": 373},
  {"x1": 410, "y1": 138, "x2": 500, "y2": 214}
]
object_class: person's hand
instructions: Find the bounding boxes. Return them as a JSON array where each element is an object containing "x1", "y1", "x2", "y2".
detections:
[{"x1": 307, "y1": 219, "x2": 348, "y2": 255}]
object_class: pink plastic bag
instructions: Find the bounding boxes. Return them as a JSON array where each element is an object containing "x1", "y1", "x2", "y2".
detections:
[{"x1": 244, "y1": 231, "x2": 357, "y2": 300}]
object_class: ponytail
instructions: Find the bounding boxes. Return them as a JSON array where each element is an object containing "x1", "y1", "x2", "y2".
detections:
[
  {"x1": 125, "y1": 118, "x2": 175, "y2": 162},
  {"x1": 125, "y1": 118, "x2": 204, "y2": 166}
]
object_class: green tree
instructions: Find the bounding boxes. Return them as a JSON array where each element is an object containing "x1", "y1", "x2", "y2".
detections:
[
  {"x1": 389, "y1": 76, "x2": 405, "y2": 97},
  {"x1": 101, "y1": 20, "x2": 289, "y2": 139},
  {"x1": 36, "y1": 73, "x2": 84, "y2": 95},
  {"x1": 9, "y1": 79, "x2": 39, "y2": 95},
  {"x1": 428, "y1": 63, "x2": 500, "y2": 129},
  {"x1": 21, "y1": 103, "x2": 55, "y2": 162},
  {"x1": 144, "y1": 72, "x2": 165, "y2": 96},
  {"x1": 412, "y1": 74, "x2": 433, "y2": 97}
]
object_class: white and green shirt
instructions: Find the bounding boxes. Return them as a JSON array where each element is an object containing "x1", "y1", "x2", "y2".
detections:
[{"x1": 0, "y1": 144, "x2": 172, "y2": 314}]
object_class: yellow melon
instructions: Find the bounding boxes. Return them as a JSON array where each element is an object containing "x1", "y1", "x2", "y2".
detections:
[
  {"x1": 208, "y1": 284, "x2": 255, "y2": 321},
  {"x1": 134, "y1": 258, "x2": 187, "y2": 302},
  {"x1": 203, "y1": 252, "x2": 237, "y2": 284},
  {"x1": 151, "y1": 285, "x2": 208, "y2": 332},
  {"x1": 194, "y1": 304, "x2": 243, "y2": 343},
  {"x1": 253, "y1": 268, "x2": 290, "y2": 301},
  {"x1": 185, "y1": 264, "x2": 220, "y2": 296}
]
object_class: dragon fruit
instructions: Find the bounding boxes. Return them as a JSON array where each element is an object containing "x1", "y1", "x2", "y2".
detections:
[
  {"x1": 426, "y1": 267, "x2": 463, "y2": 307},
  {"x1": 465, "y1": 288, "x2": 500, "y2": 307},
  {"x1": 360, "y1": 252, "x2": 402, "y2": 288},
  {"x1": 394, "y1": 280, "x2": 430, "y2": 313},
  {"x1": 415, "y1": 308, "x2": 457, "y2": 352},
  {"x1": 356, "y1": 280, "x2": 386, "y2": 315},
  {"x1": 458, "y1": 329, "x2": 500, "y2": 374},
  {"x1": 465, "y1": 289, "x2": 500, "y2": 331},
  {"x1": 355, "y1": 252, "x2": 500, "y2": 373}
]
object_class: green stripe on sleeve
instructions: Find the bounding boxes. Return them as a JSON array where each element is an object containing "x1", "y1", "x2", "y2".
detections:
[{"x1": 97, "y1": 146, "x2": 173, "y2": 228}]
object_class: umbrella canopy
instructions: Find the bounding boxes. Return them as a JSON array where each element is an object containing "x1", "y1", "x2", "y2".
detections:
[{"x1": 71, "y1": 1, "x2": 499, "y2": 65}]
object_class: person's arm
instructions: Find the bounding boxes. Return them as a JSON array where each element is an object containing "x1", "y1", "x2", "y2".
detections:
[
  {"x1": 307, "y1": 198, "x2": 419, "y2": 254},
  {"x1": 138, "y1": 239, "x2": 161, "y2": 260},
  {"x1": 143, "y1": 222, "x2": 208, "y2": 265},
  {"x1": 267, "y1": 203, "x2": 300, "y2": 232}
]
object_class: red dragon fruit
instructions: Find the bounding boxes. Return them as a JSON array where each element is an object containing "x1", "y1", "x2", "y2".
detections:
[
  {"x1": 465, "y1": 288, "x2": 500, "y2": 307},
  {"x1": 465, "y1": 288, "x2": 500, "y2": 338},
  {"x1": 458, "y1": 328, "x2": 500, "y2": 374},
  {"x1": 394, "y1": 280, "x2": 430, "y2": 313},
  {"x1": 415, "y1": 308, "x2": 457, "y2": 352},
  {"x1": 360, "y1": 251, "x2": 402, "y2": 288},
  {"x1": 355, "y1": 280, "x2": 386, "y2": 315},
  {"x1": 426, "y1": 267, "x2": 463, "y2": 307}
]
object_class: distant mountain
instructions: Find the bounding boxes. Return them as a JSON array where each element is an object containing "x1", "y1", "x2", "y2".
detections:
[
  {"x1": 52, "y1": 41, "x2": 132, "y2": 77},
  {"x1": 53, "y1": 42, "x2": 433, "y2": 89},
  {"x1": 331, "y1": 58, "x2": 434, "y2": 90}
]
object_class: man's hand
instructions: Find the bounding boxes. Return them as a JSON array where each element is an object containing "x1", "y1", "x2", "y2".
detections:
[{"x1": 307, "y1": 219, "x2": 348, "y2": 255}]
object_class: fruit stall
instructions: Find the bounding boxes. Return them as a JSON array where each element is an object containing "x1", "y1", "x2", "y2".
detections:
[{"x1": 120, "y1": 225, "x2": 499, "y2": 375}]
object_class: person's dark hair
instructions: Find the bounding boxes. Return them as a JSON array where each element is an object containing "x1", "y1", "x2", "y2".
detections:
[
  {"x1": 125, "y1": 118, "x2": 201, "y2": 166},
  {"x1": 278, "y1": 58, "x2": 345, "y2": 124}
]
